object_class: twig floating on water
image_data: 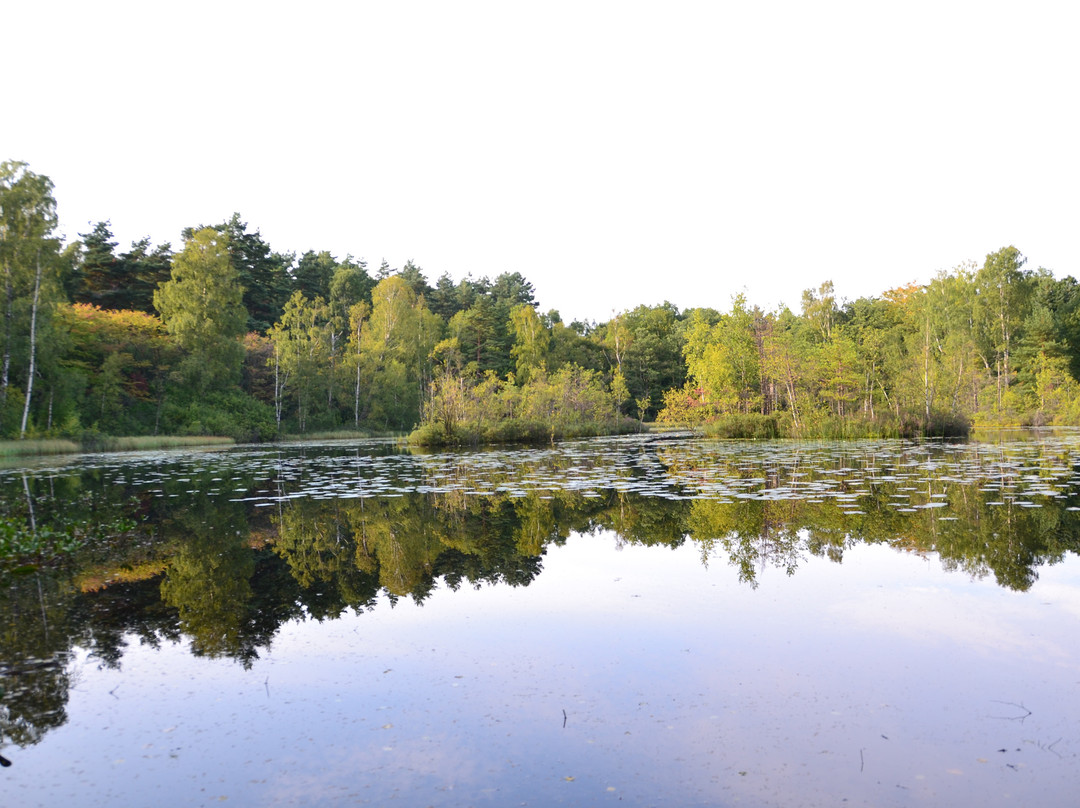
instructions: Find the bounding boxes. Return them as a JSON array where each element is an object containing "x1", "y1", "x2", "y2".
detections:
[
  {"x1": 990, "y1": 701, "x2": 1032, "y2": 721},
  {"x1": 1034, "y1": 737, "x2": 1063, "y2": 758}
]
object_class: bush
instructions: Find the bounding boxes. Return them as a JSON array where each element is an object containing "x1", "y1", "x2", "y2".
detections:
[
  {"x1": 162, "y1": 391, "x2": 276, "y2": 442},
  {"x1": 412, "y1": 364, "x2": 636, "y2": 447},
  {"x1": 919, "y1": 412, "x2": 971, "y2": 439},
  {"x1": 702, "y1": 412, "x2": 786, "y2": 439},
  {"x1": 409, "y1": 415, "x2": 640, "y2": 447}
]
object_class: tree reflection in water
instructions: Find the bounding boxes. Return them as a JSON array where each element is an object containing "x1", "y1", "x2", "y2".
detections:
[{"x1": 3, "y1": 434, "x2": 1080, "y2": 750}]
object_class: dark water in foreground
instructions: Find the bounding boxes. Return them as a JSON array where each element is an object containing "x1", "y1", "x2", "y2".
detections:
[{"x1": 2, "y1": 434, "x2": 1079, "y2": 806}]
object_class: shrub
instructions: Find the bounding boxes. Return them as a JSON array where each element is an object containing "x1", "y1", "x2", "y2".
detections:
[
  {"x1": 162, "y1": 391, "x2": 276, "y2": 442},
  {"x1": 702, "y1": 412, "x2": 786, "y2": 439}
]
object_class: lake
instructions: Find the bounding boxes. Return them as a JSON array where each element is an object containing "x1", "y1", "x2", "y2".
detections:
[{"x1": 2, "y1": 433, "x2": 1079, "y2": 806}]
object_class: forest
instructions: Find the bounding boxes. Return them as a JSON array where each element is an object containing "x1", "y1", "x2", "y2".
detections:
[{"x1": 3, "y1": 158, "x2": 1080, "y2": 443}]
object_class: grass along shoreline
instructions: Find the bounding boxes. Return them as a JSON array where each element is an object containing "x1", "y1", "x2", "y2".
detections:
[
  {"x1": 659, "y1": 411, "x2": 972, "y2": 440},
  {"x1": 0, "y1": 412, "x2": 981, "y2": 460},
  {"x1": 0, "y1": 430, "x2": 394, "y2": 460},
  {"x1": 0, "y1": 435, "x2": 236, "y2": 458}
]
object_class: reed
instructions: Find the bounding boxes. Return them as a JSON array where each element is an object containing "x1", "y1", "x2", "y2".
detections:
[
  {"x1": 0, "y1": 439, "x2": 81, "y2": 457},
  {"x1": 277, "y1": 429, "x2": 376, "y2": 442},
  {"x1": 82, "y1": 435, "x2": 235, "y2": 452}
]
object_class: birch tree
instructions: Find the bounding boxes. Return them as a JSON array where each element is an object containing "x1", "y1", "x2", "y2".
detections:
[
  {"x1": 153, "y1": 228, "x2": 246, "y2": 394},
  {"x1": 0, "y1": 161, "x2": 60, "y2": 437}
]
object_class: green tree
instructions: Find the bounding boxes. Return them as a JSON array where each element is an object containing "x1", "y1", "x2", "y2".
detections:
[
  {"x1": 153, "y1": 228, "x2": 247, "y2": 394},
  {"x1": 73, "y1": 221, "x2": 122, "y2": 308},
  {"x1": 358, "y1": 276, "x2": 441, "y2": 429},
  {"x1": 428, "y1": 272, "x2": 466, "y2": 321},
  {"x1": 1011, "y1": 269, "x2": 1080, "y2": 421},
  {"x1": 761, "y1": 308, "x2": 810, "y2": 427},
  {"x1": 328, "y1": 257, "x2": 374, "y2": 317},
  {"x1": 448, "y1": 297, "x2": 500, "y2": 375},
  {"x1": 509, "y1": 302, "x2": 550, "y2": 384},
  {"x1": 267, "y1": 291, "x2": 336, "y2": 432},
  {"x1": 0, "y1": 161, "x2": 62, "y2": 437},
  {"x1": 396, "y1": 259, "x2": 434, "y2": 301},
  {"x1": 343, "y1": 300, "x2": 371, "y2": 427},
  {"x1": 58, "y1": 304, "x2": 178, "y2": 435},
  {"x1": 438, "y1": 271, "x2": 534, "y2": 379},
  {"x1": 801, "y1": 280, "x2": 838, "y2": 342},
  {"x1": 975, "y1": 246, "x2": 1033, "y2": 413},
  {"x1": 618, "y1": 303, "x2": 687, "y2": 420},
  {"x1": 184, "y1": 214, "x2": 291, "y2": 333},
  {"x1": 844, "y1": 295, "x2": 907, "y2": 419},
  {"x1": 119, "y1": 237, "x2": 173, "y2": 314},
  {"x1": 72, "y1": 223, "x2": 173, "y2": 314},
  {"x1": 293, "y1": 250, "x2": 337, "y2": 302},
  {"x1": 547, "y1": 314, "x2": 605, "y2": 373},
  {"x1": 816, "y1": 328, "x2": 859, "y2": 417},
  {"x1": 681, "y1": 298, "x2": 760, "y2": 416}
]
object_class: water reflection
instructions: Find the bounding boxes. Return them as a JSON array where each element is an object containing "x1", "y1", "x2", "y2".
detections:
[{"x1": 2, "y1": 434, "x2": 1080, "y2": 758}]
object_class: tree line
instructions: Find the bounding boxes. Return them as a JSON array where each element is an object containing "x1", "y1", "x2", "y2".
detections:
[
  {"x1": 663, "y1": 248, "x2": 1080, "y2": 436},
  {"x1": 3, "y1": 159, "x2": 1079, "y2": 441}
]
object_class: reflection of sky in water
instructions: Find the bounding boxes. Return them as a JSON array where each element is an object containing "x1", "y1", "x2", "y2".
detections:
[{"x1": 10, "y1": 532, "x2": 1079, "y2": 807}]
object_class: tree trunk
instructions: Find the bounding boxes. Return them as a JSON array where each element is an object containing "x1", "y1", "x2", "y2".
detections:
[
  {"x1": 19, "y1": 253, "x2": 42, "y2": 438},
  {"x1": 328, "y1": 329, "x2": 337, "y2": 408},
  {"x1": 0, "y1": 274, "x2": 13, "y2": 431},
  {"x1": 354, "y1": 363, "x2": 361, "y2": 427},
  {"x1": 353, "y1": 313, "x2": 365, "y2": 428},
  {"x1": 273, "y1": 345, "x2": 284, "y2": 430}
]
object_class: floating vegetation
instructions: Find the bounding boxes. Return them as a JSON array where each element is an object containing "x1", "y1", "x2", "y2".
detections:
[{"x1": 2, "y1": 433, "x2": 1080, "y2": 592}]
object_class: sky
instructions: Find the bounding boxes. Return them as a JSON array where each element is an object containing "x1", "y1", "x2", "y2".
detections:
[{"x1": 6, "y1": 0, "x2": 1079, "y2": 324}]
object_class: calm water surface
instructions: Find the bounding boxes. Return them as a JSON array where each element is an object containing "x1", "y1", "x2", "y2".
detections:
[{"x1": 2, "y1": 434, "x2": 1079, "y2": 806}]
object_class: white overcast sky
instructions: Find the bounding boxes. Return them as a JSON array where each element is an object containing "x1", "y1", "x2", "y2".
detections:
[{"x1": 6, "y1": 0, "x2": 1078, "y2": 323}]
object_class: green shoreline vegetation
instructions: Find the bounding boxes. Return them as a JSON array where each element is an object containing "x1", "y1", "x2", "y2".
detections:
[
  {"x1": 0, "y1": 435, "x2": 236, "y2": 459},
  {"x1": 2, "y1": 159, "x2": 1080, "y2": 448}
]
